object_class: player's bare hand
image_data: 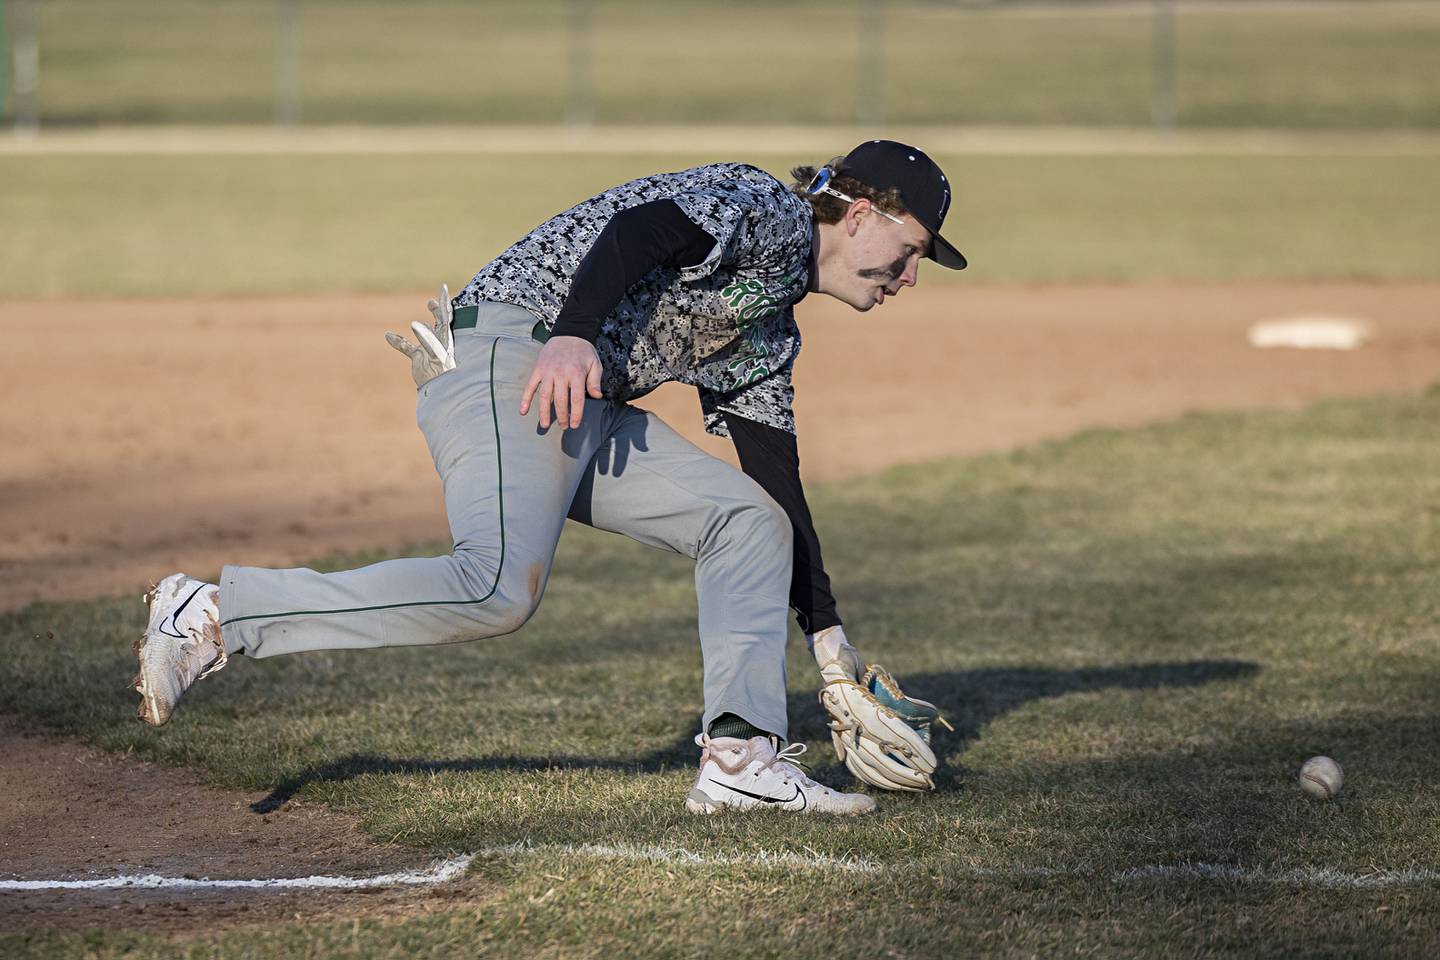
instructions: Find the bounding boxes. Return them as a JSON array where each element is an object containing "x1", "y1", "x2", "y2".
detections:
[{"x1": 520, "y1": 336, "x2": 604, "y2": 429}]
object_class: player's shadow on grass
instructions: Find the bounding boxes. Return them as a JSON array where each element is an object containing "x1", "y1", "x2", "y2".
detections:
[
  {"x1": 784, "y1": 658, "x2": 1260, "y2": 792},
  {"x1": 251, "y1": 657, "x2": 1257, "y2": 811},
  {"x1": 250, "y1": 739, "x2": 702, "y2": 813}
]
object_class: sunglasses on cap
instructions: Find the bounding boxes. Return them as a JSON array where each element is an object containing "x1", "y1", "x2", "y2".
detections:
[{"x1": 804, "y1": 167, "x2": 906, "y2": 226}]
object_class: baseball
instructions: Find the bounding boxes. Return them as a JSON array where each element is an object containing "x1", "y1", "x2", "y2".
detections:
[{"x1": 1298, "y1": 756, "x2": 1343, "y2": 799}]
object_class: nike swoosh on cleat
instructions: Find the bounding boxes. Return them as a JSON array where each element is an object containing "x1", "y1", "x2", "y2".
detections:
[
  {"x1": 708, "y1": 780, "x2": 805, "y2": 810},
  {"x1": 157, "y1": 584, "x2": 208, "y2": 640}
]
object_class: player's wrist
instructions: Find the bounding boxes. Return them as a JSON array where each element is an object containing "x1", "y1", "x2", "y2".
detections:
[{"x1": 807, "y1": 625, "x2": 863, "y2": 684}]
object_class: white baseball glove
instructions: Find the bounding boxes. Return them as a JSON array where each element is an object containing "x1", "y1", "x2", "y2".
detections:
[
  {"x1": 811, "y1": 626, "x2": 952, "y2": 792},
  {"x1": 385, "y1": 283, "x2": 457, "y2": 388}
]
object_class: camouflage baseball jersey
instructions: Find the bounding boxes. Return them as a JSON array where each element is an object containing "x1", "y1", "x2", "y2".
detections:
[{"x1": 455, "y1": 163, "x2": 813, "y2": 437}]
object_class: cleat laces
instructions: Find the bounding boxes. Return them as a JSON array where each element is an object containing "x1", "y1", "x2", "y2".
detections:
[{"x1": 764, "y1": 740, "x2": 824, "y2": 791}]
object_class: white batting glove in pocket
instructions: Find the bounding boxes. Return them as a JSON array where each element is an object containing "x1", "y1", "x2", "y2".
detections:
[{"x1": 385, "y1": 283, "x2": 458, "y2": 388}]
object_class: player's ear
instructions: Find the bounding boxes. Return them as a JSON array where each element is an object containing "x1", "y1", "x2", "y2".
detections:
[{"x1": 844, "y1": 200, "x2": 866, "y2": 237}]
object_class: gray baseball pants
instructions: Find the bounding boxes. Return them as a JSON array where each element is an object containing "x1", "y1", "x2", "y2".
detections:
[{"x1": 218, "y1": 302, "x2": 793, "y2": 738}]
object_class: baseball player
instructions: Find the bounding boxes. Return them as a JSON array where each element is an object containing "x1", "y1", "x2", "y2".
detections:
[{"x1": 133, "y1": 140, "x2": 965, "y2": 814}]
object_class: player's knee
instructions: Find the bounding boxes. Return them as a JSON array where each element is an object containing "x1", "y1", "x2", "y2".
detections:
[
  {"x1": 447, "y1": 590, "x2": 539, "y2": 642},
  {"x1": 494, "y1": 593, "x2": 541, "y2": 636},
  {"x1": 450, "y1": 550, "x2": 544, "y2": 637},
  {"x1": 729, "y1": 494, "x2": 792, "y2": 555},
  {"x1": 486, "y1": 565, "x2": 547, "y2": 636},
  {"x1": 762, "y1": 498, "x2": 793, "y2": 552}
]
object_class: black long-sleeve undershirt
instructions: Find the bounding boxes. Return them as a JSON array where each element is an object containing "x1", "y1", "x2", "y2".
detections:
[
  {"x1": 550, "y1": 200, "x2": 717, "y2": 343},
  {"x1": 725, "y1": 414, "x2": 842, "y2": 635},
  {"x1": 552, "y1": 198, "x2": 841, "y2": 634}
]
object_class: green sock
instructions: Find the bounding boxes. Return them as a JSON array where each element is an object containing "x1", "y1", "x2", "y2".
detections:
[{"x1": 708, "y1": 713, "x2": 771, "y2": 741}]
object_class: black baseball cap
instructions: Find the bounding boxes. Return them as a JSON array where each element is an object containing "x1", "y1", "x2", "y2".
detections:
[{"x1": 839, "y1": 140, "x2": 966, "y2": 270}]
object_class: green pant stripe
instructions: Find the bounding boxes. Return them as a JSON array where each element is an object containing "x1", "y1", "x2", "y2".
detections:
[{"x1": 220, "y1": 337, "x2": 506, "y2": 627}]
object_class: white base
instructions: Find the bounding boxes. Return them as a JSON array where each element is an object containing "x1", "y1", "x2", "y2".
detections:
[{"x1": 1248, "y1": 315, "x2": 1373, "y2": 350}]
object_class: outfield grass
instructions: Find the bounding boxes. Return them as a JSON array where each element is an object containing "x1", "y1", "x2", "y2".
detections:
[
  {"x1": 25, "y1": 0, "x2": 1440, "y2": 128},
  {"x1": 5, "y1": 389, "x2": 1440, "y2": 955},
  {"x1": 2, "y1": 149, "x2": 1437, "y2": 298}
]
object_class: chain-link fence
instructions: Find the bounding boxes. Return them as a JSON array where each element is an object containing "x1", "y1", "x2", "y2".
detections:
[{"x1": 4, "y1": 0, "x2": 1438, "y2": 130}]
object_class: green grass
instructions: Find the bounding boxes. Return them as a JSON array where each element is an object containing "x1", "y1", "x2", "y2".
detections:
[
  {"x1": 2, "y1": 149, "x2": 1437, "y2": 298},
  {"x1": 7, "y1": 389, "x2": 1440, "y2": 955},
  {"x1": 21, "y1": 0, "x2": 1440, "y2": 128}
]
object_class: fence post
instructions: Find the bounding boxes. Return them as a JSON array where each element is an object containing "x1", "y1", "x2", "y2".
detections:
[
  {"x1": 10, "y1": 0, "x2": 37, "y2": 134},
  {"x1": 275, "y1": 0, "x2": 302, "y2": 125},
  {"x1": 858, "y1": 0, "x2": 885, "y2": 129},
  {"x1": 0, "y1": 0, "x2": 7, "y2": 124},
  {"x1": 565, "y1": 0, "x2": 594, "y2": 126},
  {"x1": 1151, "y1": 0, "x2": 1176, "y2": 129}
]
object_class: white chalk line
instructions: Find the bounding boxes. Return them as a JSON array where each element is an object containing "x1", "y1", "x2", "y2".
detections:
[
  {"x1": 6, "y1": 845, "x2": 1439, "y2": 892},
  {"x1": 472, "y1": 844, "x2": 1440, "y2": 889},
  {"x1": 472, "y1": 841, "x2": 883, "y2": 875},
  {"x1": 1114, "y1": 863, "x2": 1440, "y2": 889},
  {"x1": 952, "y1": 862, "x2": 1440, "y2": 889},
  {"x1": 0, "y1": 855, "x2": 472, "y2": 892}
]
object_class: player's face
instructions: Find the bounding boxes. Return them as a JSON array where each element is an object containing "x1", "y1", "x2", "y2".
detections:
[{"x1": 837, "y1": 205, "x2": 932, "y2": 312}]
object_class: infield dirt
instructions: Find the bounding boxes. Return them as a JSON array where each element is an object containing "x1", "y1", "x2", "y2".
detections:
[
  {"x1": 0, "y1": 718, "x2": 492, "y2": 934},
  {"x1": 3, "y1": 283, "x2": 1438, "y2": 612}
]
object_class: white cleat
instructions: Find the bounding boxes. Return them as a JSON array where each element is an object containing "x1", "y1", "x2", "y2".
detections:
[
  {"x1": 132, "y1": 573, "x2": 227, "y2": 727},
  {"x1": 684, "y1": 734, "x2": 877, "y2": 815}
]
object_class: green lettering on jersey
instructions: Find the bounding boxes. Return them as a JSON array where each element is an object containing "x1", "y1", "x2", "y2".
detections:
[{"x1": 717, "y1": 271, "x2": 800, "y2": 385}]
